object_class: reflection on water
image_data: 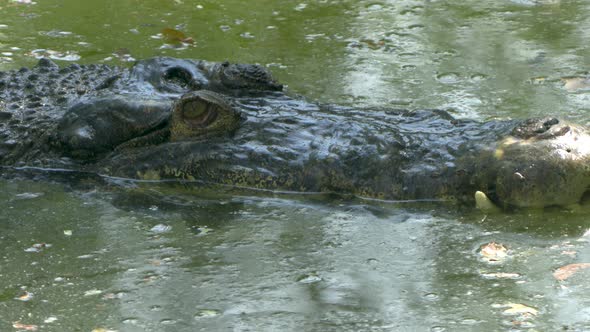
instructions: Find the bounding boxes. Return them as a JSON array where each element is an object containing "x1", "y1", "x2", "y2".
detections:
[
  {"x1": 2, "y1": 179, "x2": 590, "y2": 331},
  {"x1": 2, "y1": 0, "x2": 590, "y2": 120}
]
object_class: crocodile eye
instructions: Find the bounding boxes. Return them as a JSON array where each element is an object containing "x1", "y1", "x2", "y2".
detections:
[
  {"x1": 181, "y1": 99, "x2": 218, "y2": 127},
  {"x1": 170, "y1": 90, "x2": 242, "y2": 141}
]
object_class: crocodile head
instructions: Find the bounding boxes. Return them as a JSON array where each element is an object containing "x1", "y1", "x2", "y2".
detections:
[
  {"x1": 477, "y1": 118, "x2": 590, "y2": 208},
  {"x1": 14, "y1": 57, "x2": 590, "y2": 209}
]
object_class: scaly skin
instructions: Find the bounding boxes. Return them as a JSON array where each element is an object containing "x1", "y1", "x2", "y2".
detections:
[{"x1": 1, "y1": 57, "x2": 589, "y2": 208}]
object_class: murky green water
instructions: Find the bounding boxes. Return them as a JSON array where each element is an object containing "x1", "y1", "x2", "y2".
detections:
[{"x1": 2, "y1": 0, "x2": 590, "y2": 330}]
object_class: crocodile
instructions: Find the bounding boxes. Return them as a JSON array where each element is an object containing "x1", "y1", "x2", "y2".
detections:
[{"x1": 1, "y1": 57, "x2": 589, "y2": 209}]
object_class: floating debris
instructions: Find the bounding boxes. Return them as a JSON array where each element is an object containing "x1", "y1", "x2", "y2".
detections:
[
  {"x1": 63, "y1": 230, "x2": 73, "y2": 236},
  {"x1": 294, "y1": 3, "x2": 307, "y2": 11},
  {"x1": 12, "y1": 322, "x2": 37, "y2": 331},
  {"x1": 84, "y1": 289, "x2": 103, "y2": 296},
  {"x1": 240, "y1": 32, "x2": 255, "y2": 39},
  {"x1": 553, "y1": 263, "x2": 590, "y2": 281},
  {"x1": 194, "y1": 226, "x2": 212, "y2": 236},
  {"x1": 493, "y1": 303, "x2": 538, "y2": 316},
  {"x1": 15, "y1": 192, "x2": 43, "y2": 199},
  {"x1": 10, "y1": 0, "x2": 36, "y2": 4},
  {"x1": 15, "y1": 291, "x2": 33, "y2": 302},
  {"x1": 43, "y1": 317, "x2": 58, "y2": 323},
  {"x1": 480, "y1": 272, "x2": 521, "y2": 280},
  {"x1": 194, "y1": 309, "x2": 220, "y2": 319},
  {"x1": 478, "y1": 242, "x2": 509, "y2": 263},
  {"x1": 150, "y1": 224, "x2": 172, "y2": 233},
  {"x1": 27, "y1": 49, "x2": 80, "y2": 61},
  {"x1": 562, "y1": 77, "x2": 590, "y2": 92},
  {"x1": 24, "y1": 243, "x2": 52, "y2": 253},
  {"x1": 77, "y1": 254, "x2": 94, "y2": 259},
  {"x1": 41, "y1": 30, "x2": 73, "y2": 38},
  {"x1": 296, "y1": 273, "x2": 322, "y2": 284},
  {"x1": 112, "y1": 48, "x2": 135, "y2": 62}
]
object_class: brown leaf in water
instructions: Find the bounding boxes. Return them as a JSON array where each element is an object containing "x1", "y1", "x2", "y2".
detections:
[
  {"x1": 12, "y1": 322, "x2": 38, "y2": 331},
  {"x1": 161, "y1": 28, "x2": 194, "y2": 44},
  {"x1": 15, "y1": 291, "x2": 33, "y2": 302},
  {"x1": 562, "y1": 77, "x2": 590, "y2": 91},
  {"x1": 502, "y1": 303, "x2": 538, "y2": 316},
  {"x1": 553, "y1": 263, "x2": 590, "y2": 281},
  {"x1": 479, "y1": 242, "x2": 508, "y2": 263}
]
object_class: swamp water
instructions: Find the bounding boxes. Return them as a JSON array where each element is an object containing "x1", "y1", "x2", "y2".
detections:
[{"x1": 2, "y1": 0, "x2": 590, "y2": 330}]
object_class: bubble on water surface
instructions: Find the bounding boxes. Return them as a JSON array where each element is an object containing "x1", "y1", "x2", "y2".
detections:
[
  {"x1": 470, "y1": 73, "x2": 487, "y2": 81},
  {"x1": 436, "y1": 72, "x2": 461, "y2": 84}
]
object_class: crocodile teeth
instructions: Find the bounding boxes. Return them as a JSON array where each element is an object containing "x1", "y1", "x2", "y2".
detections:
[{"x1": 475, "y1": 191, "x2": 499, "y2": 212}]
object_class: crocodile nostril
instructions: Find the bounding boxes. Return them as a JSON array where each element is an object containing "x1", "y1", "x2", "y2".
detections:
[
  {"x1": 163, "y1": 67, "x2": 193, "y2": 89},
  {"x1": 542, "y1": 118, "x2": 559, "y2": 130}
]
